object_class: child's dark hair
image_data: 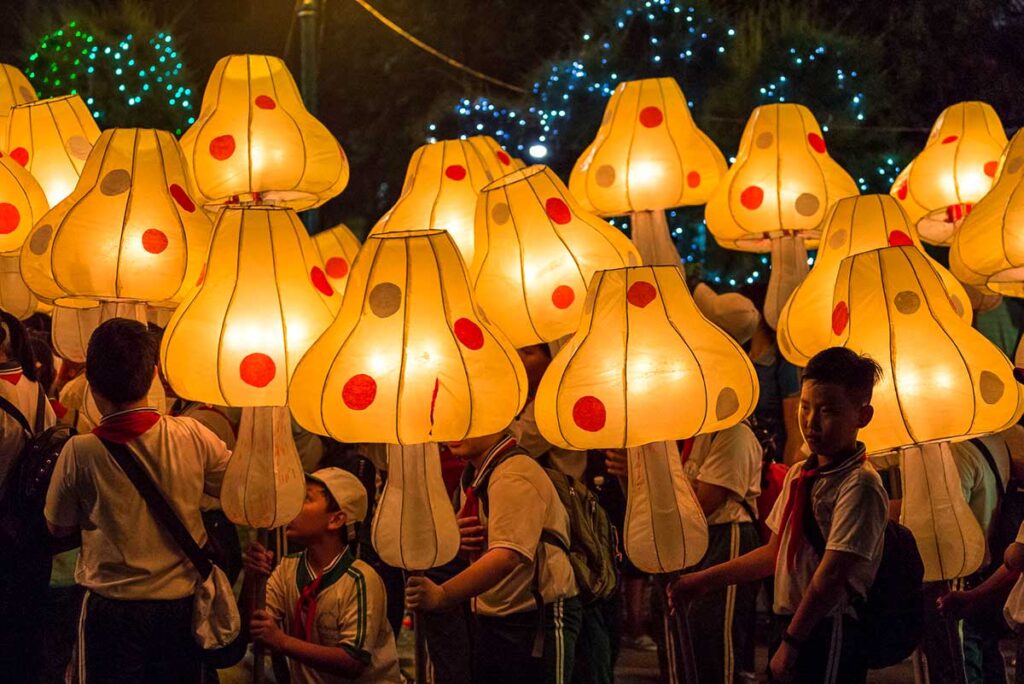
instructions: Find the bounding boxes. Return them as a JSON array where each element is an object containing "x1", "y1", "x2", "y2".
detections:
[
  {"x1": 803, "y1": 347, "x2": 883, "y2": 405},
  {"x1": 0, "y1": 310, "x2": 39, "y2": 383},
  {"x1": 86, "y1": 318, "x2": 157, "y2": 404},
  {"x1": 28, "y1": 333, "x2": 56, "y2": 394}
]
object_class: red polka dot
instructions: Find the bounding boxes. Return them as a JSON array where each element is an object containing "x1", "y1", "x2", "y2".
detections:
[
  {"x1": 9, "y1": 148, "x2": 28, "y2": 167},
  {"x1": 572, "y1": 396, "x2": 606, "y2": 432},
  {"x1": 496, "y1": 150, "x2": 512, "y2": 166},
  {"x1": 896, "y1": 181, "x2": 908, "y2": 201},
  {"x1": 169, "y1": 184, "x2": 196, "y2": 213},
  {"x1": 807, "y1": 132, "x2": 826, "y2": 154},
  {"x1": 453, "y1": 318, "x2": 484, "y2": 350},
  {"x1": 887, "y1": 230, "x2": 913, "y2": 247},
  {"x1": 0, "y1": 203, "x2": 19, "y2": 234},
  {"x1": 552, "y1": 285, "x2": 575, "y2": 309},
  {"x1": 342, "y1": 374, "x2": 377, "y2": 410},
  {"x1": 445, "y1": 164, "x2": 467, "y2": 181},
  {"x1": 239, "y1": 353, "x2": 276, "y2": 388},
  {"x1": 942, "y1": 135, "x2": 959, "y2": 144},
  {"x1": 638, "y1": 106, "x2": 663, "y2": 128},
  {"x1": 686, "y1": 171, "x2": 701, "y2": 188},
  {"x1": 311, "y1": 266, "x2": 334, "y2": 296},
  {"x1": 740, "y1": 186, "x2": 764, "y2": 210},
  {"x1": 141, "y1": 229, "x2": 168, "y2": 254},
  {"x1": 254, "y1": 95, "x2": 276, "y2": 110},
  {"x1": 196, "y1": 264, "x2": 206, "y2": 286},
  {"x1": 627, "y1": 281, "x2": 657, "y2": 308},
  {"x1": 832, "y1": 302, "x2": 849, "y2": 336},
  {"x1": 545, "y1": 197, "x2": 572, "y2": 224},
  {"x1": 985, "y1": 161, "x2": 999, "y2": 178},
  {"x1": 209, "y1": 134, "x2": 236, "y2": 160},
  {"x1": 325, "y1": 257, "x2": 349, "y2": 279}
]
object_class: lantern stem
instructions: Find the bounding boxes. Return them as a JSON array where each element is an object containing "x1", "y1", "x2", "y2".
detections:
[
  {"x1": 624, "y1": 441, "x2": 708, "y2": 573},
  {"x1": 898, "y1": 441, "x2": 985, "y2": 582},
  {"x1": 630, "y1": 210, "x2": 680, "y2": 267},
  {"x1": 251, "y1": 527, "x2": 271, "y2": 684},
  {"x1": 763, "y1": 233, "x2": 809, "y2": 330}
]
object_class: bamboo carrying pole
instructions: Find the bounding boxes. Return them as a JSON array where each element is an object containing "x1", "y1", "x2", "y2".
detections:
[{"x1": 251, "y1": 528, "x2": 271, "y2": 684}]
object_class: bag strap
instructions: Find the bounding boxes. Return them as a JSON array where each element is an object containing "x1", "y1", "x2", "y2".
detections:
[
  {"x1": 32, "y1": 383, "x2": 45, "y2": 434},
  {"x1": 0, "y1": 395, "x2": 30, "y2": 433},
  {"x1": 100, "y1": 437, "x2": 213, "y2": 580}
]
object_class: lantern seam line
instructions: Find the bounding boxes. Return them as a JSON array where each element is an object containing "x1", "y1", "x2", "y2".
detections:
[
  {"x1": 214, "y1": 208, "x2": 247, "y2": 406},
  {"x1": 160, "y1": 131, "x2": 193, "y2": 303},
  {"x1": 654, "y1": 78, "x2": 686, "y2": 209},
  {"x1": 555, "y1": 270, "x2": 604, "y2": 448},
  {"x1": 503, "y1": 181, "x2": 544, "y2": 344},
  {"x1": 393, "y1": 236, "x2": 413, "y2": 444},
  {"x1": 654, "y1": 267, "x2": 709, "y2": 436},
  {"x1": 267, "y1": 54, "x2": 308, "y2": 197},
  {"x1": 111, "y1": 128, "x2": 139, "y2": 301},
  {"x1": 268, "y1": 209, "x2": 291, "y2": 406}
]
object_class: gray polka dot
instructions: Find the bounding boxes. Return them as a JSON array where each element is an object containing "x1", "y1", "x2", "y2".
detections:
[
  {"x1": 1007, "y1": 157, "x2": 1023, "y2": 175},
  {"x1": 66, "y1": 135, "x2": 92, "y2": 161},
  {"x1": 951, "y1": 295, "x2": 965, "y2": 317},
  {"x1": 894, "y1": 291, "x2": 921, "y2": 314},
  {"x1": 369, "y1": 282, "x2": 402, "y2": 318},
  {"x1": 795, "y1": 193, "x2": 820, "y2": 217},
  {"x1": 18, "y1": 86, "x2": 34, "y2": 102},
  {"x1": 980, "y1": 370, "x2": 1005, "y2": 405},
  {"x1": 756, "y1": 132, "x2": 774, "y2": 149},
  {"x1": 715, "y1": 387, "x2": 740, "y2": 421},
  {"x1": 829, "y1": 229, "x2": 848, "y2": 250},
  {"x1": 596, "y1": 165, "x2": 616, "y2": 188},
  {"x1": 99, "y1": 169, "x2": 131, "y2": 195},
  {"x1": 29, "y1": 224, "x2": 51, "y2": 255},
  {"x1": 491, "y1": 202, "x2": 510, "y2": 225}
]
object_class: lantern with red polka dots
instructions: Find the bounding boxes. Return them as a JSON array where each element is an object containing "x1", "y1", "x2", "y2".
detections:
[
  {"x1": 312, "y1": 222, "x2": 361, "y2": 296},
  {"x1": 370, "y1": 139, "x2": 501, "y2": 264},
  {"x1": 19, "y1": 128, "x2": 212, "y2": 307},
  {"x1": 0, "y1": 253, "x2": 38, "y2": 319},
  {"x1": 777, "y1": 195, "x2": 971, "y2": 367},
  {"x1": 51, "y1": 301, "x2": 149, "y2": 364},
  {"x1": 0, "y1": 154, "x2": 48, "y2": 255},
  {"x1": 950, "y1": 129, "x2": 1024, "y2": 297},
  {"x1": 892, "y1": 101, "x2": 1007, "y2": 246},
  {"x1": 289, "y1": 229, "x2": 528, "y2": 444},
  {"x1": 160, "y1": 206, "x2": 338, "y2": 407},
  {"x1": 6, "y1": 94, "x2": 99, "y2": 206},
  {"x1": 466, "y1": 135, "x2": 525, "y2": 179},
  {"x1": 471, "y1": 164, "x2": 640, "y2": 347},
  {"x1": 181, "y1": 54, "x2": 349, "y2": 210},
  {"x1": 0, "y1": 64, "x2": 37, "y2": 151}
]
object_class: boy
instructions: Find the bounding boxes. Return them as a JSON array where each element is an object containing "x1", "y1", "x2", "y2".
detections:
[
  {"x1": 44, "y1": 318, "x2": 231, "y2": 683},
  {"x1": 669, "y1": 347, "x2": 889, "y2": 683},
  {"x1": 244, "y1": 468, "x2": 401, "y2": 684},
  {"x1": 405, "y1": 430, "x2": 582, "y2": 684}
]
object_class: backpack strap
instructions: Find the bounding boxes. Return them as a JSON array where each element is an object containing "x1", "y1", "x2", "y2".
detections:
[
  {"x1": 100, "y1": 437, "x2": 213, "y2": 580},
  {"x1": 0, "y1": 395, "x2": 30, "y2": 434},
  {"x1": 32, "y1": 383, "x2": 45, "y2": 434}
]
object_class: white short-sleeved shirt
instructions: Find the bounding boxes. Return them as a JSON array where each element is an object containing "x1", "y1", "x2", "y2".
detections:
[
  {"x1": 44, "y1": 413, "x2": 230, "y2": 599},
  {"x1": 682, "y1": 423, "x2": 762, "y2": 525},
  {"x1": 765, "y1": 447, "x2": 888, "y2": 616},
  {"x1": 0, "y1": 366, "x2": 56, "y2": 492},
  {"x1": 510, "y1": 400, "x2": 588, "y2": 480},
  {"x1": 266, "y1": 549, "x2": 402, "y2": 684}
]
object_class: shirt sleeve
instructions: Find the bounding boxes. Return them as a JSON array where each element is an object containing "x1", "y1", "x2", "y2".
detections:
[
  {"x1": 764, "y1": 463, "x2": 801, "y2": 534},
  {"x1": 825, "y1": 471, "x2": 888, "y2": 560},
  {"x1": 951, "y1": 442, "x2": 982, "y2": 505},
  {"x1": 44, "y1": 440, "x2": 80, "y2": 528},
  {"x1": 332, "y1": 568, "x2": 385, "y2": 665},
  {"x1": 694, "y1": 424, "x2": 762, "y2": 499},
  {"x1": 264, "y1": 565, "x2": 287, "y2": 623},
  {"x1": 485, "y1": 460, "x2": 546, "y2": 561}
]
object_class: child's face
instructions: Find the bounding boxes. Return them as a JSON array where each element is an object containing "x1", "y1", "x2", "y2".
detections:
[
  {"x1": 446, "y1": 433, "x2": 504, "y2": 462},
  {"x1": 798, "y1": 380, "x2": 873, "y2": 458},
  {"x1": 286, "y1": 483, "x2": 347, "y2": 544}
]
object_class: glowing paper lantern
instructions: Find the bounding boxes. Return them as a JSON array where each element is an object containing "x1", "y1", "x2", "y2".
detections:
[
  {"x1": 20, "y1": 128, "x2": 212, "y2": 307},
  {"x1": 470, "y1": 164, "x2": 641, "y2": 346},
  {"x1": 0, "y1": 254, "x2": 38, "y2": 319},
  {"x1": 6, "y1": 95, "x2": 99, "y2": 206},
  {"x1": 777, "y1": 194, "x2": 971, "y2": 367},
  {"x1": 535, "y1": 266, "x2": 759, "y2": 572},
  {"x1": 181, "y1": 54, "x2": 348, "y2": 210},
  {"x1": 290, "y1": 229, "x2": 528, "y2": 444},
  {"x1": 369, "y1": 139, "x2": 497, "y2": 264},
  {"x1": 467, "y1": 135, "x2": 525, "y2": 178},
  {"x1": 0, "y1": 155, "x2": 48, "y2": 254},
  {"x1": 705, "y1": 104, "x2": 859, "y2": 327},
  {"x1": 891, "y1": 102, "x2": 1007, "y2": 245},
  {"x1": 312, "y1": 223, "x2": 361, "y2": 296},
  {"x1": 831, "y1": 246, "x2": 1024, "y2": 579},
  {"x1": 570, "y1": 77, "x2": 726, "y2": 266},
  {"x1": 0, "y1": 64, "x2": 36, "y2": 150},
  {"x1": 52, "y1": 302, "x2": 149, "y2": 363}
]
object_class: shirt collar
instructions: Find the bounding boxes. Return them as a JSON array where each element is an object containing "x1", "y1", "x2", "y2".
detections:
[
  {"x1": 468, "y1": 432, "x2": 518, "y2": 489},
  {"x1": 296, "y1": 546, "x2": 355, "y2": 595}
]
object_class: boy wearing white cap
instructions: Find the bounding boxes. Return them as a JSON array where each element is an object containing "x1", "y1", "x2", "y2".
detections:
[{"x1": 243, "y1": 468, "x2": 402, "y2": 683}]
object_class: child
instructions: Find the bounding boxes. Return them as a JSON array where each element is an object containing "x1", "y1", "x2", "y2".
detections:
[
  {"x1": 244, "y1": 468, "x2": 402, "y2": 684},
  {"x1": 669, "y1": 347, "x2": 889, "y2": 683}
]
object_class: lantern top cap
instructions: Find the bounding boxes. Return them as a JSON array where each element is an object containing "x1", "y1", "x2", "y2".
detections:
[
  {"x1": 481, "y1": 164, "x2": 547, "y2": 191},
  {"x1": 10, "y1": 94, "x2": 79, "y2": 110},
  {"x1": 368, "y1": 228, "x2": 447, "y2": 241}
]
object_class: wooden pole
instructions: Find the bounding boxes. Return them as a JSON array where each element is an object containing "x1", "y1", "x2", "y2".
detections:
[
  {"x1": 252, "y1": 528, "x2": 270, "y2": 684},
  {"x1": 412, "y1": 571, "x2": 428, "y2": 684}
]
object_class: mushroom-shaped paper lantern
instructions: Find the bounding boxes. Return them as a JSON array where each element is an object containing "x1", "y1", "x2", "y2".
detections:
[
  {"x1": 706, "y1": 104, "x2": 859, "y2": 327},
  {"x1": 467, "y1": 135, "x2": 525, "y2": 178},
  {"x1": 181, "y1": 54, "x2": 348, "y2": 210},
  {"x1": 470, "y1": 164, "x2": 640, "y2": 347},
  {"x1": 0, "y1": 64, "x2": 36, "y2": 150},
  {"x1": 831, "y1": 245, "x2": 1024, "y2": 580},
  {"x1": 369, "y1": 139, "x2": 498, "y2": 264},
  {"x1": 6, "y1": 95, "x2": 99, "y2": 206},
  {"x1": 570, "y1": 77, "x2": 727, "y2": 266},
  {"x1": 534, "y1": 266, "x2": 759, "y2": 572},
  {"x1": 51, "y1": 302, "x2": 149, "y2": 363},
  {"x1": 891, "y1": 101, "x2": 1007, "y2": 246},
  {"x1": 290, "y1": 230, "x2": 527, "y2": 572},
  {"x1": 19, "y1": 128, "x2": 212, "y2": 307},
  {"x1": 0, "y1": 254, "x2": 38, "y2": 319},
  {"x1": 312, "y1": 223, "x2": 361, "y2": 296},
  {"x1": 777, "y1": 194, "x2": 971, "y2": 367},
  {"x1": 0, "y1": 154, "x2": 48, "y2": 254}
]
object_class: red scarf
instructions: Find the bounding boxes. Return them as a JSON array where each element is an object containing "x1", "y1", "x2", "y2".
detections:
[
  {"x1": 0, "y1": 367, "x2": 22, "y2": 386},
  {"x1": 678, "y1": 438, "x2": 695, "y2": 466},
  {"x1": 457, "y1": 434, "x2": 519, "y2": 561},
  {"x1": 292, "y1": 573, "x2": 325, "y2": 641},
  {"x1": 93, "y1": 408, "x2": 161, "y2": 443}
]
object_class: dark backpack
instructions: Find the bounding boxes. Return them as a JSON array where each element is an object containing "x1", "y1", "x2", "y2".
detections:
[
  {"x1": 474, "y1": 448, "x2": 618, "y2": 604},
  {"x1": 971, "y1": 437, "x2": 1024, "y2": 571}
]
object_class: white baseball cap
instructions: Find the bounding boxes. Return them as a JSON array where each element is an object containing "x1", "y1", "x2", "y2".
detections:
[{"x1": 306, "y1": 468, "x2": 368, "y2": 524}]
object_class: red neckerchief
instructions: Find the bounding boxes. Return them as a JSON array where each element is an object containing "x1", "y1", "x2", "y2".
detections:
[
  {"x1": 778, "y1": 447, "x2": 867, "y2": 570},
  {"x1": 458, "y1": 434, "x2": 519, "y2": 561},
  {"x1": 679, "y1": 438, "x2": 695, "y2": 466},
  {"x1": 0, "y1": 366, "x2": 23, "y2": 386},
  {"x1": 50, "y1": 399, "x2": 68, "y2": 420},
  {"x1": 291, "y1": 550, "x2": 346, "y2": 641},
  {"x1": 92, "y1": 408, "x2": 161, "y2": 444}
]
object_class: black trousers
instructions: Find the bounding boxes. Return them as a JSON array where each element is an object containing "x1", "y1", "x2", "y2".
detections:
[
  {"x1": 0, "y1": 546, "x2": 52, "y2": 684},
  {"x1": 771, "y1": 613, "x2": 867, "y2": 684},
  {"x1": 79, "y1": 592, "x2": 202, "y2": 684},
  {"x1": 473, "y1": 597, "x2": 583, "y2": 684}
]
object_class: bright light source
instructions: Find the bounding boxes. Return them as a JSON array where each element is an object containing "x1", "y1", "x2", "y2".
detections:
[{"x1": 528, "y1": 143, "x2": 548, "y2": 159}]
